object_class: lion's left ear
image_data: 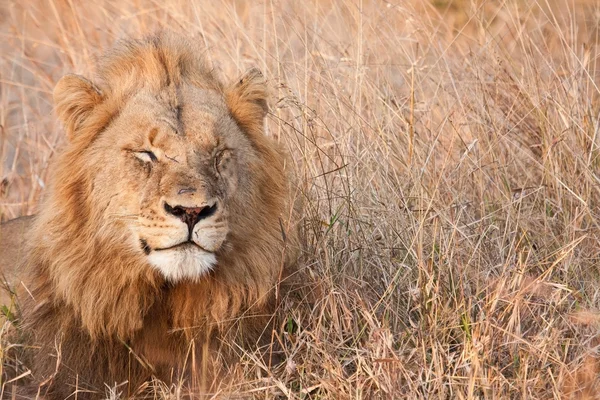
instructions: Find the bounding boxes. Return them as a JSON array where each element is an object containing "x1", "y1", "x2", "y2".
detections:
[
  {"x1": 225, "y1": 68, "x2": 268, "y2": 136},
  {"x1": 54, "y1": 74, "x2": 104, "y2": 141}
]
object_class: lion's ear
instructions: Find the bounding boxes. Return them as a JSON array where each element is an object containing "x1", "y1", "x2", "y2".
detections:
[
  {"x1": 225, "y1": 68, "x2": 268, "y2": 136},
  {"x1": 54, "y1": 74, "x2": 103, "y2": 141}
]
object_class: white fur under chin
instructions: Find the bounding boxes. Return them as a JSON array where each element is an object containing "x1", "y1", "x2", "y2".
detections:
[{"x1": 147, "y1": 246, "x2": 217, "y2": 282}]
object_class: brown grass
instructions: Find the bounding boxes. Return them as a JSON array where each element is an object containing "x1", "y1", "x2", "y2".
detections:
[{"x1": 1, "y1": 0, "x2": 600, "y2": 398}]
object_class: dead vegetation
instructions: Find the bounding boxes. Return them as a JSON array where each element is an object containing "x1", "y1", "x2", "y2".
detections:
[{"x1": 1, "y1": 0, "x2": 600, "y2": 398}]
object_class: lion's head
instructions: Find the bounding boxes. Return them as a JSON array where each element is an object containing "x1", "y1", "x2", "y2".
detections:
[{"x1": 49, "y1": 36, "x2": 286, "y2": 283}]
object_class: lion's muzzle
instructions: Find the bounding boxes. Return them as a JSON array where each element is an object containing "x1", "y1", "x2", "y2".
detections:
[{"x1": 136, "y1": 192, "x2": 229, "y2": 281}]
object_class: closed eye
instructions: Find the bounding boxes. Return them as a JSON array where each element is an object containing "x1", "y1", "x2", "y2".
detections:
[
  {"x1": 133, "y1": 150, "x2": 158, "y2": 163},
  {"x1": 215, "y1": 149, "x2": 231, "y2": 172}
]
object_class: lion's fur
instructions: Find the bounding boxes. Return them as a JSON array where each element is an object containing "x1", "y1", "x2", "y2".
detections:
[{"x1": 5, "y1": 33, "x2": 298, "y2": 398}]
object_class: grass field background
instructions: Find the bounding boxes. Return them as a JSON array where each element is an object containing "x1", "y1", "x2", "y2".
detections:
[{"x1": 1, "y1": 0, "x2": 600, "y2": 398}]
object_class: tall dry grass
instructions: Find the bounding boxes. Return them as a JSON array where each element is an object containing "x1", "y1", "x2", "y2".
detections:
[{"x1": 1, "y1": 0, "x2": 600, "y2": 398}]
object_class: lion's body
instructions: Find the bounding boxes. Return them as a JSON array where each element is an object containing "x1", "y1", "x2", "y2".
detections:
[
  {"x1": 0, "y1": 34, "x2": 298, "y2": 399},
  {"x1": 0, "y1": 216, "x2": 32, "y2": 306}
]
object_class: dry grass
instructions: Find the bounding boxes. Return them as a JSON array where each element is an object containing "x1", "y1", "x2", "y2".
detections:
[{"x1": 1, "y1": 0, "x2": 600, "y2": 398}]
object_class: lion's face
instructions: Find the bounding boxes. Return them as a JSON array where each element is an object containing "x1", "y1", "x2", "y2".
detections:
[{"x1": 86, "y1": 85, "x2": 257, "y2": 281}]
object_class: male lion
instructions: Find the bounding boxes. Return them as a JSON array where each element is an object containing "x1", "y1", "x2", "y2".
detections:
[{"x1": 0, "y1": 33, "x2": 298, "y2": 399}]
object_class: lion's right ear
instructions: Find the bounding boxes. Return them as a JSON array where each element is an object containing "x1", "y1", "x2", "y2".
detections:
[
  {"x1": 225, "y1": 68, "x2": 268, "y2": 138},
  {"x1": 53, "y1": 74, "x2": 103, "y2": 141}
]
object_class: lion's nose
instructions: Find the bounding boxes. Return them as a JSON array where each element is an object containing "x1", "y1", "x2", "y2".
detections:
[{"x1": 164, "y1": 202, "x2": 218, "y2": 238}]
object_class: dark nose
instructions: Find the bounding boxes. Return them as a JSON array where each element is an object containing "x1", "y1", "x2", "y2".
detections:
[{"x1": 164, "y1": 202, "x2": 218, "y2": 239}]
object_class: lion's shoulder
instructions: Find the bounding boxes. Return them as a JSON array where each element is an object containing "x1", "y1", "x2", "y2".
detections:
[{"x1": 0, "y1": 215, "x2": 34, "y2": 306}]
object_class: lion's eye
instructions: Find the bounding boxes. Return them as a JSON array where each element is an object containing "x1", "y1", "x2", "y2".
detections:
[
  {"x1": 134, "y1": 151, "x2": 158, "y2": 163},
  {"x1": 215, "y1": 149, "x2": 231, "y2": 173}
]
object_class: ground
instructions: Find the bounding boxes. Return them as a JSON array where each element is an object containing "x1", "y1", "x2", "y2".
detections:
[{"x1": 1, "y1": 0, "x2": 600, "y2": 398}]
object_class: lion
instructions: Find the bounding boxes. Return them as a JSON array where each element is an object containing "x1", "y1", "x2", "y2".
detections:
[{"x1": 0, "y1": 33, "x2": 298, "y2": 399}]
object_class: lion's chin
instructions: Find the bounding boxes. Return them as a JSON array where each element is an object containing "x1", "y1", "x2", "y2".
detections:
[{"x1": 147, "y1": 244, "x2": 217, "y2": 282}]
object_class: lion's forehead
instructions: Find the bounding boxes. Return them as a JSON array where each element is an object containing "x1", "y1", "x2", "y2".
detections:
[{"x1": 117, "y1": 87, "x2": 235, "y2": 155}]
